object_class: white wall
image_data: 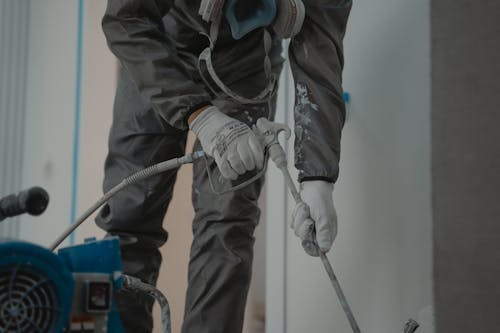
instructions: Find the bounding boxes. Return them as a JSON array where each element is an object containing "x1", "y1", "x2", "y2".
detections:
[
  {"x1": 73, "y1": 0, "x2": 116, "y2": 244},
  {"x1": 0, "y1": 0, "x2": 30, "y2": 238},
  {"x1": 19, "y1": 0, "x2": 79, "y2": 246},
  {"x1": 19, "y1": 0, "x2": 116, "y2": 247},
  {"x1": 267, "y1": 0, "x2": 433, "y2": 332}
]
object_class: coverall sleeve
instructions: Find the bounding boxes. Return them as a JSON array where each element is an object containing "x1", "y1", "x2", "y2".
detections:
[
  {"x1": 289, "y1": 0, "x2": 351, "y2": 183},
  {"x1": 102, "y1": 0, "x2": 212, "y2": 130}
]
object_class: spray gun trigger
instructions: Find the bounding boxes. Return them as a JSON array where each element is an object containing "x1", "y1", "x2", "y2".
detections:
[{"x1": 254, "y1": 118, "x2": 291, "y2": 149}]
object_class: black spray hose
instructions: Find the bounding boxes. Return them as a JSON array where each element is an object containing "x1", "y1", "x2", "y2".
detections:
[
  {"x1": 49, "y1": 151, "x2": 205, "y2": 251},
  {"x1": 122, "y1": 274, "x2": 171, "y2": 333}
]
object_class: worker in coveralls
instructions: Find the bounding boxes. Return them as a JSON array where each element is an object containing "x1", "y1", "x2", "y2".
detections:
[{"x1": 96, "y1": 0, "x2": 351, "y2": 332}]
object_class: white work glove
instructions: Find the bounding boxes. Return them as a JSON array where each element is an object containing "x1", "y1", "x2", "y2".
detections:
[
  {"x1": 190, "y1": 106, "x2": 264, "y2": 180},
  {"x1": 292, "y1": 180, "x2": 337, "y2": 256}
]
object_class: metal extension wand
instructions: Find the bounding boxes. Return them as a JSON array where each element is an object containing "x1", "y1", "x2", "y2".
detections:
[{"x1": 255, "y1": 118, "x2": 362, "y2": 333}]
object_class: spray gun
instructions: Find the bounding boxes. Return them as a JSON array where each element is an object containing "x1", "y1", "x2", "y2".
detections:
[{"x1": 48, "y1": 118, "x2": 362, "y2": 333}]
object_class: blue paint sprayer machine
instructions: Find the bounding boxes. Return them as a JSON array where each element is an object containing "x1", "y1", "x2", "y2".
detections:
[
  {"x1": 0, "y1": 186, "x2": 170, "y2": 333},
  {"x1": 0, "y1": 119, "x2": 420, "y2": 333}
]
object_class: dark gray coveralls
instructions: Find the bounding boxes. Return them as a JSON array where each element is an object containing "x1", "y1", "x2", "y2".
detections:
[{"x1": 96, "y1": 1, "x2": 351, "y2": 332}]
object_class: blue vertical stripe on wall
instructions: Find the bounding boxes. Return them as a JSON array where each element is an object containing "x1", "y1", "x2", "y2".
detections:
[{"x1": 70, "y1": 0, "x2": 84, "y2": 245}]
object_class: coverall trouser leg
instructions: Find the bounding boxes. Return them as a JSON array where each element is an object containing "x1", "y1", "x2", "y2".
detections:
[
  {"x1": 96, "y1": 68, "x2": 274, "y2": 333},
  {"x1": 96, "y1": 68, "x2": 187, "y2": 332},
  {"x1": 181, "y1": 97, "x2": 272, "y2": 333}
]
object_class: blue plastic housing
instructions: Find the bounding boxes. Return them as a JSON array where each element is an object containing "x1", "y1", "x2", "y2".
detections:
[
  {"x1": 58, "y1": 237, "x2": 123, "y2": 288},
  {"x1": 0, "y1": 241, "x2": 75, "y2": 332},
  {"x1": 58, "y1": 236, "x2": 124, "y2": 333}
]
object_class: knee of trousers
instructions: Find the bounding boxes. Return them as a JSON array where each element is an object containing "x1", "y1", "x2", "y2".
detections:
[
  {"x1": 189, "y1": 213, "x2": 259, "y2": 292},
  {"x1": 191, "y1": 156, "x2": 265, "y2": 230},
  {"x1": 191, "y1": 187, "x2": 262, "y2": 254},
  {"x1": 95, "y1": 186, "x2": 170, "y2": 248},
  {"x1": 119, "y1": 241, "x2": 163, "y2": 285},
  {"x1": 185, "y1": 224, "x2": 256, "y2": 314}
]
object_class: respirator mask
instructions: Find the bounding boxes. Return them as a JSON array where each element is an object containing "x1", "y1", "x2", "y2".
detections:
[
  {"x1": 199, "y1": 0, "x2": 305, "y2": 39},
  {"x1": 197, "y1": 0, "x2": 305, "y2": 105}
]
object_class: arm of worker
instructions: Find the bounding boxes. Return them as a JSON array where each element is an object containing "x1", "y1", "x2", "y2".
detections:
[
  {"x1": 289, "y1": 0, "x2": 352, "y2": 256},
  {"x1": 102, "y1": 0, "x2": 212, "y2": 130}
]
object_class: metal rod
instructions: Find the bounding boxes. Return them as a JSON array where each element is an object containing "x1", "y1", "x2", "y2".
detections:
[
  {"x1": 277, "y1": 156, "x2": 362, "y2": 333},
  {"x1": 319, "y1": 251, "x2": 361, "y2": 333},
  {"x1": 279, "y1": 165, "x2": 301, "y2": 203},
  {"x1": 122, "y1": 275, "x2": 171, "y2": 333}
]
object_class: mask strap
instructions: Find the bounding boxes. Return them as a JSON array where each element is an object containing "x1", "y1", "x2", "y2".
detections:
[
  {"x1": 262, "y1": 29, "x2": 274, "y2": 83},
  {"x1": 198, "y1": 16, "x2": 277, "y2": 105}
]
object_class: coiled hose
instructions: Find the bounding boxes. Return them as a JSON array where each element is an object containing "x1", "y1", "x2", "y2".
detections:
[{"x1": 122, "y1": 274, "x2": 171, "y2": 333}]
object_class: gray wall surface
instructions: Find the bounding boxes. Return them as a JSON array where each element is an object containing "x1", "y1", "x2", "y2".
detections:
[{"x1": 432, "y1": 1, "x2": 500, "y2": 332}]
